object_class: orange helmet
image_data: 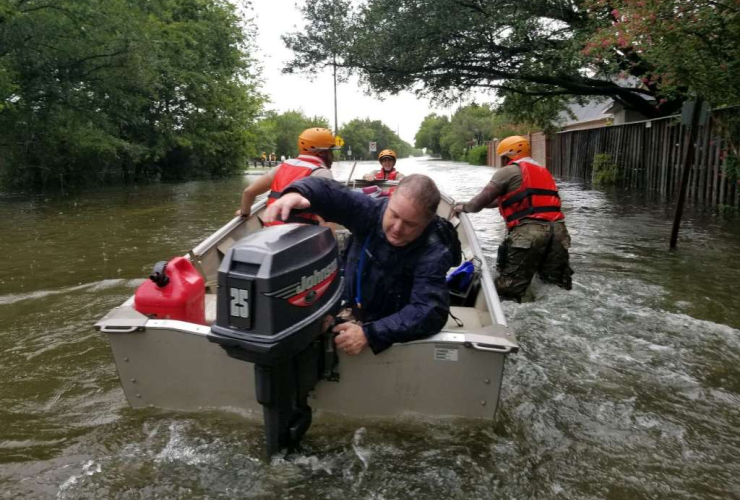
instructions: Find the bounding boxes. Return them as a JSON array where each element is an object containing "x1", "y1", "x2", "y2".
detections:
[
  {"x1": 378, "y1": 149, "x2": 397, "y2": 164},
  {"x1": 496, "y1": 136, "x2": 530, "y2": 160},
  {"x1": 298, "y1": 128, "x2": 341, "y2": 155}
]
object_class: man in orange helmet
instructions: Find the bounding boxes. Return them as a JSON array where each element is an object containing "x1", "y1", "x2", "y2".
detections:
[
  {"x1": 236, "y1": 128, "x2": 339, "y2": 224},
  {"x1": 363, "y1": 149, "x2": 405, "y2": 181},
  {"x1": 453, "y1": 135, "x2": 573, "y2": 301}
]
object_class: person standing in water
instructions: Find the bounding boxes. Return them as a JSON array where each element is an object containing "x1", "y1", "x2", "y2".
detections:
[{"x1": 453, "y1": 135, "x2": 573, "y2": 301}]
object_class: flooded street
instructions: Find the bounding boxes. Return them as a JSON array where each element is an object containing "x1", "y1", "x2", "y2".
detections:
[{"x1": 1, "y1": 158, "x2": 739, "y2": 499}]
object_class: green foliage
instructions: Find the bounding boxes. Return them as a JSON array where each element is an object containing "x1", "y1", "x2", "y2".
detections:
[
  {"x1": 419, "y1": 104, "x2": 511, "y2": 162},
  {"x1": 415, "y1": 105, "x2": 533, "y2": 163},
  {"x1": 440, "y1": 128, "x2": 467, "y2": 162},
  {"x1": 592, "y1": 153, "x2": 620, "y2": 187},
  {"x1": 490, "y1": 114, "x2": 539, "y2": 142},
  {"x1": 713, "y1": 110, "x2": 740, "y2": 185},
  {"x1": 718, "y1": 203, "x2": 739, "y2": 215},
  {"x1": 448, "y1": 104, "x2": 497, "y2": 152},
  {"x1": 496, "y1": 96, "x2": 567, "y2": 136},
  {"x1": 585, "y1": 0, "x2": 740, "y2": 109},
  {"x1": 467, "y1": 145, "x2": 489, "y2": 166},
  {"x1": 253, "y1": 110, "x2": 330, "y2": 159},
  {"x1": 338, "y1": 118, "x2": 412, "y2": 161},
  {"x1": 414, "y1": 114, "x2": 449, "y2": 156},
  {"x1": 282, "y1": 0, "x2": 352, "y2": 79},
  {"x1": 0, "y1": 0, "x2": 264, "y2": 191},
  {"x1": 724, "y1": 154, "x2": 740, "y2": 184},
  {"x1": 283, "y1": 0, "x2": 730, "y2": 130}
]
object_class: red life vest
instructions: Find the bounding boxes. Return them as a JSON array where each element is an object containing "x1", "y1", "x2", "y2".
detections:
[
  {"x1": 375, "y1": 168, "x2": 398, "y2": 180},
  {"x1": 498, "y1": 158, "x2": 564, "y2": 229},
  {"x1": 265, "y1": 155, "x2": 328, "y2": 226}
]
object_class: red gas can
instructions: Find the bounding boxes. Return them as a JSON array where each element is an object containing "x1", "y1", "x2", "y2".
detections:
[{"x1": 134, "y1": 256, "x2": 206, "y2": 325}]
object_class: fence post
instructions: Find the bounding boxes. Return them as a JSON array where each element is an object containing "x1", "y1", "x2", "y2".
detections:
[{"x1": 670, "y1": 97, "x2": 704, "y2": 250}]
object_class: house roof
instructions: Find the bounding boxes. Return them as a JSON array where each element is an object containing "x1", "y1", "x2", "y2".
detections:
[
  {"x1": 557, "y1": 77, "x2": 657, "y2": 127},
  {"x1": 557, "y1": 99, "x2": 612, "y2": 127}
]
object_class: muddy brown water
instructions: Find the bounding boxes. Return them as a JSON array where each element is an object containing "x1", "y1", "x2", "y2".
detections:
[{"x1": 1, "y1": 158, "x2": 739, "y2": 499}]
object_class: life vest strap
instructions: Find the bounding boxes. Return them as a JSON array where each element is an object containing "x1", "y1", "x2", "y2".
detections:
[
  {"x1": 500, "y1": 188, "x2": 559, "y2": 209},
  {"x1": 506, "y1": 205, "x2": 562, "y2": 223}
]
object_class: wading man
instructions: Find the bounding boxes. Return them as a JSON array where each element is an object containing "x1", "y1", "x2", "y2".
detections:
[
  {"x1": 453, "y1": 135, "x2": 573, "y2": 301},
  {"x1": 263, "y1": 174, "x2": 461, "y2": 355}
]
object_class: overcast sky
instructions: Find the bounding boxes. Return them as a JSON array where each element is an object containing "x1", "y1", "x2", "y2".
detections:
[{"x1": 248, "y1": 0, "x2": 454, "y2": 144}]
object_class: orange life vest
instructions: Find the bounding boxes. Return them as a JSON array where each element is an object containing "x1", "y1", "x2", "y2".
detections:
[
  {"x1": 498, "y1": 158, "x2": 564, "y2": 230},
  {"x1": 375, "y1": 168, "x2": 398, "y2": 180},
  {"x1": 265, "y1": 155, "x2": 328, "y2": 226}
]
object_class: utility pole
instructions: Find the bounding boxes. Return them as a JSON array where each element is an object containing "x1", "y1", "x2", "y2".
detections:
[
  {"x1": 670, "y1": 97, "x2": 704, "y2": 250},
  {"x1": 333, "y1": 54, "x2": 338, "y2": 135}
]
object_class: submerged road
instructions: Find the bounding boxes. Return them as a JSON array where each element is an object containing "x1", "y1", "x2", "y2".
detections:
[{"x1": 1, "y1": 157, "x2": 739, "y2": 499}]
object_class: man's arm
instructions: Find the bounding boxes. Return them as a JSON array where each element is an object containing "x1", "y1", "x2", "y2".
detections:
[
  {"x1": 282, "y1": 177, "x2": 380, "y2": 235},
  {"x1": 456, "y1": 181, "x2": 504, "y2": 214},
  {"x1": 484, "y1": 197, "x2": 500, "y2": 208},
  {"x1": 361, "y1": 246, "x2": 454, "y2": 354},
  {"x1": 237, "y1": 169, "x2": 275, "y2": 216}
]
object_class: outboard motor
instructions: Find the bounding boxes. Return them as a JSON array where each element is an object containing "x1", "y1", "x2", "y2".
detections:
[{"x1": 209, "y1": 224, "x2": 343, "y2": 457}]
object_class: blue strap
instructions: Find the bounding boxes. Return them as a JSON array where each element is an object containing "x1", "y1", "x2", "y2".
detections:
[{"x1": 355, "y1": 235, "x2": 371, "y2": 309}]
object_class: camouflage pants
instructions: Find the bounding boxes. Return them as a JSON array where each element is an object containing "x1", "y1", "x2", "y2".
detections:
[{"x1": 495, "y1": 221, "x2": 573, "y2": 302}]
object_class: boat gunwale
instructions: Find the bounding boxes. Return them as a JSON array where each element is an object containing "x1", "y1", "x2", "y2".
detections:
[{"x1": 107, "y1": 317, "x2": 518, "y2": 351}]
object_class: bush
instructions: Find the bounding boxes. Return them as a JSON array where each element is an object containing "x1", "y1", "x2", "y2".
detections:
[
  {"x1": 724, "y1": 153, "x2": 740, "y2": 184},
  {"x1": 467, "y1": 145, "x2": 489, "y2": 165},
  {"x1": 448, "y1": 143, "x2": 466, "y2": 161},
  {"x1": 718, "y1": 203, "x2": 739, "y2": 215},
  {"x1": 592, "y1": 153, "x2": 620, "y2": 187}
]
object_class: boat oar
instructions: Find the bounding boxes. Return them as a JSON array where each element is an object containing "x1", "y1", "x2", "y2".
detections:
[{"x1": 345, "y1": 162, "x2": 358, "y2": 185}]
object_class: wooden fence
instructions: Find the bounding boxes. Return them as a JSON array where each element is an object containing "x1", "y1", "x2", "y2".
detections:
[
  {"x1": 487, "y1": 106, "x2": 740, "y2": 208},
  {"x1": 548, "y1": 106, "x2": 740, "y2": 208}
]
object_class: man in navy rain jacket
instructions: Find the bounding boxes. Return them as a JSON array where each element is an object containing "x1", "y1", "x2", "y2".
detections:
[{"x1": 263, "y1": 174, "x2": 461, "y2": 355}]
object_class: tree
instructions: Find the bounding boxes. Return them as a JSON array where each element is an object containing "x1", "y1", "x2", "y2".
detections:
[
  {"x1": 490, "y1": 113, "x2": 539, "y2": 141},
  {"x1": 285, "y1": 0, "x2": 740, "y2": 128},
  {"x1": 430, "y1": 104, "x2": 499, "y2": 161},
  {"x1": 282, "y1": 0, "x2": 353, "y2": 133},
  {"x1": 256, "y1": 110, "x2": 330, "y2": 159},
  {"x1": 414, "y1": 104, "x2": 534, "y2": 162},
  {"x1": 282, "y1": 0, "x2": 352, "y2": 80},
  {"x1": 414, "y1": 114, "x2": 449, "y2": 157},
  {"x1": 584, "y1": 0, "x2": 740, "y2": 108},
  {"x1": 0, "y1": 0, "x2": 265, "y2": 191},
  {"x1": 339, "y1": 118, "x2": 412, "y2": 160}
]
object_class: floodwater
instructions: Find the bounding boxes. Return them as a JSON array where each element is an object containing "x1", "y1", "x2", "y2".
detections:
[{"x1": 1, "y1": 158, "x2": 739, "y2": 499}]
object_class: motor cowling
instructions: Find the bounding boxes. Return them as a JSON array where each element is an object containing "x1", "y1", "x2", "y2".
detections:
[{"x1": 209, "y1": 224, "x2": 344, "y2": 457}]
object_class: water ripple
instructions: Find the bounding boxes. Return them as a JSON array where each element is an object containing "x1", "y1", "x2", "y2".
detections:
[{"x1": 1, "y1": 158, "x2": 739, "y2": 499}]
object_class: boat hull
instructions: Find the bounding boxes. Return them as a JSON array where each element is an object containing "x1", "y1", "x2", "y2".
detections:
[
  {"x1": 97, "y1": 183, "x2": 518, "y2": 422},
  {"x1": 102, "y1": 305, "x2": 510, "y2": 419}
]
